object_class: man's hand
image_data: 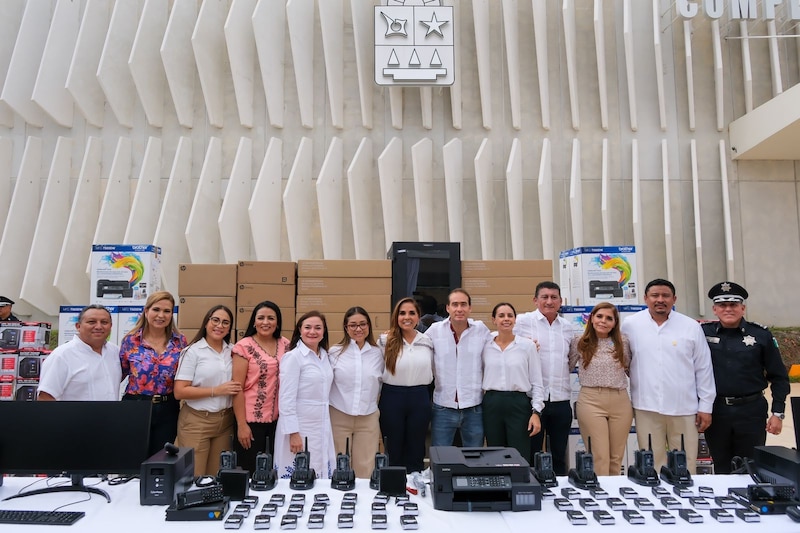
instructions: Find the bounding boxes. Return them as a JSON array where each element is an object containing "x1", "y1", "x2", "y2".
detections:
[
  {"x1": 695, "y1": 412, "x2": 711, "y2": 433},
  {"x1": 766, "y1": 415, "x2": 783, "y2": 435}
]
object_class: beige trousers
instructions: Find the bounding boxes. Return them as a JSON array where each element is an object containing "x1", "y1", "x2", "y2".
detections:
[
  {"x1": 633, "y1": 409, "x2": 699, "y2": 474},
  {"x1": 575, "y1": 387, "x2": 633, "y2": 476},
  {"x1": 329, "y1": 406, "x2": 382, "y2": 479}
]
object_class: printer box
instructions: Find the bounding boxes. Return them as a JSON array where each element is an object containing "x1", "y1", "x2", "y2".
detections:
[
  {"x1": 58, "y1": 306, "x2": 119, "y2": 347},
  {"x1": 16, "y1": 350, "x2": 50, "y2": 382},
  {"x1": 298, "y1": 260, "x2": 391, "y2": 278},
  {"x1": 559, "y1": 246, "x2": 639, "y2": 306},
  {"x1": 0, "y1": 322, "x2": 51, "y2": 351},
  {"x1": 237, "y1": 261, "x2": 296, "y2": 285},
  {"x1": 116, "y1": 307, "x2": 143, "y2": 345},
  {"x1": 561, "y1": 305, "x2": 647, "y2": 336},
  {"x1": 91, "y1": 244, "x2": 161, "y2": 305},
  {"x1": 0, "y1": 375, "x2": 13, "y2": 401},
  {"x1": 179, "y1": 264, "x2": 238, "y2": 297}
]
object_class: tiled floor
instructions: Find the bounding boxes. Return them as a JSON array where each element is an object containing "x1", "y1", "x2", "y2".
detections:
[{"x1": 764, "y1": 383, "x2": 797, "y2": 448}]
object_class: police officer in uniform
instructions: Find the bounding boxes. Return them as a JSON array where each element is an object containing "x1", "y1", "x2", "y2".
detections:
[
  {"x1": 0, "y1": 297, "x2": 18, "y2": 321},
  {"x1": 702, "y1": 281, "x2": 790, "y2": 473}
]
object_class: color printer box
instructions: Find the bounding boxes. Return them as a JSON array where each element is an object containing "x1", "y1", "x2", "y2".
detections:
[
  {"x1": 90, "y1": 244, "x2": 161, "y2": 305},
  {"x1": 559, "y1": 246, "x2": 639, "y2": 306},
  {"x1": 58, "y1": 306, "x2": 119, "y2": 347}
]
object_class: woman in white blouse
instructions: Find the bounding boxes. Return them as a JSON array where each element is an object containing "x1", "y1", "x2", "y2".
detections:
[
  {"x1": 568, "y1": 302, "x2": 632, "y2": 476},
  {"x1": 174, "y1": 305, "x2": 242, "y2": 476},
  {"x1": 274, "y1": 311, "x2": 336, "y2": 479},
  {"x1": 378, "y1": 298, "x2": 434, "y2": 473},
  {"x1": 482, "y1": 302, "x2": 543, "y2": 461},
  {"x1": 328, "y1": 307, "x2": 384, "y2": 478}
]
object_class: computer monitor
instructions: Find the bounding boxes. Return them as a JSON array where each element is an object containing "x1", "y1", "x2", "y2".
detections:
[{"x1": 0, "y1": 401, "x2": 152, "y2": 502}]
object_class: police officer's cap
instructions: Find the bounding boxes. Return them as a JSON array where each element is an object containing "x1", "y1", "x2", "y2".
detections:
[
  {"x1": 0, "y1": 296, "x2": 14, "y2": 307},
  {"x1": 708, "y1": 281, "x2": 748, "y2": 304}
]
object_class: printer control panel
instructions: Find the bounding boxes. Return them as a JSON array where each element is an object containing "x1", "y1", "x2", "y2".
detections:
[{"x1": 453, "y1": 475, "x2": 513, "y2": 490}]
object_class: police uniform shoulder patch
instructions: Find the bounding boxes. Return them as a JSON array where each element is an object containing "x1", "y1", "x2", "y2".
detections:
[{"x1": 750, "y1": 321, "x2": 770, "y2": 330}]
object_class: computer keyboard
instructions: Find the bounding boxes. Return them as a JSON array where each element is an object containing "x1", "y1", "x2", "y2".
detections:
[{"x1": 0, "y1": 509, "x2": 85, "y2": 525}]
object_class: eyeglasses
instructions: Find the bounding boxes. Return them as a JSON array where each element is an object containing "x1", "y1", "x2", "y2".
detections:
[
  {"x1": 347, "y1": 322, "x2": 369, "y2": 331},
  {"x1": 209, "y1": 317, "x2": 231, "y2": 327}
]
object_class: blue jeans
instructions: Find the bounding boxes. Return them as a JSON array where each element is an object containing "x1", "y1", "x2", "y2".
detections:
[{"x1": 431, "y1": 403, "x2": 484, "y2": 447}]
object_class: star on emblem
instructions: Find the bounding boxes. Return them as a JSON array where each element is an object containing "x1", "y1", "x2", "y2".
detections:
[
  {"x1": 742, "y1": 335, "x2": 756, "y2": 346},
  {"x1": 420, "y1": 12, "x2": 448, "y2": 37},
  {"x1": 720, "y1": 282, "x2": 731, "y2": 292}
]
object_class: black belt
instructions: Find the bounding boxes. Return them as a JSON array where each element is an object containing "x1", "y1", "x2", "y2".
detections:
[
  {"x1": 718, "y1": 392, "x2": 762, "y2": 406},
  {"x1": 123, "y1": 393, "x2": 175, "y2": 404}
]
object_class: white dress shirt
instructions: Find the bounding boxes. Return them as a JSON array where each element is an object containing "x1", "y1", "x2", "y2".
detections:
[
  {"x1": 174, "y1": 338, "x2": 234, "y2": 412},
  {"x1": 328, "y1": 340, "x2": 384, "y2": 416},
  {"x1": 621, "y1": 309, "x2": 716, "y2": 415},
  {"x1": 38, "y1": 337, "x2": 122, "y2": 401},
  {"x1": 513, "y1": 309, "x2": 573, "y2": 402},
  {"x1": 427, "y1": 318, "x2": 491, "y2": 409},
  {"x1": 482, "y1": 336, "x2": 545, "y2": 412},
  {"x1": 379, "y1": 332, "x2": 434, "y2": 387}
]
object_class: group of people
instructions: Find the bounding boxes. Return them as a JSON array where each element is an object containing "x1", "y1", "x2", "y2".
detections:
[{"x1": 33, "y1": 275, "x2": 789, "y2": 479}]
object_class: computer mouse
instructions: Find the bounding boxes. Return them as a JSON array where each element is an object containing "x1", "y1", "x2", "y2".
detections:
[{"x1": 787, "y1": 505, "x2": 800, "y2": 523}]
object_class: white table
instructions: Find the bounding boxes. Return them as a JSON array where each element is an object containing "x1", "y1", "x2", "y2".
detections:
[{"x1": 0, "y1": 475, "x2": 797, "y2": 532}]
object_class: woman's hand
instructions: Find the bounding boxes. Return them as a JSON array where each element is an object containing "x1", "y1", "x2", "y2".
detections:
[
  {"x1": 237, "y1": 423, "x2": 253, "y2": 449},
  {"x1": 527, "y1": 413, "x2": 542, "y2": 436},
  {"x1": 289, "y1": 432, "x2": 303, "y2": 454},
  {"x1": 214, "y1": 380, "x2": 242, "y2": 397}
]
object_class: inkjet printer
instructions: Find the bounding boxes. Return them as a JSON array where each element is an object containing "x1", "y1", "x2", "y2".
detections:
[{"x1": 431, "y1": 446, "x2": 541, "y2": 512}]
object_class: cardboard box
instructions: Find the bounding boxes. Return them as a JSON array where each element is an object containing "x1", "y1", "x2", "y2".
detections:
[
  {"x1": 461, "y1": 260, "x2": 553, "y2": 278},
  {"x1": 297, "y1": 277, "x2": 391, "y2": 295},
  {"x1": 236, "y1": 307, "x2": 295, "y2": 329},
  {"x1": 58, "y1": 306, "x2": 119, "y2": 347},
  {"x1": 236, "y1": 284, "x2": 296, "y2": 308},
  {"x1": 561, "y1": 305, "x2": 647, "y2": 336},
  {"x1": 559, "y1": 246, "x2": 639, "y2": 306},
  {"x1": 116, "y1": 306, "x2": 144, "y2": 345},
  {"x1": 16, "y1": 350, "x2": 49, "y2": 381},
  {"x1": 0, "y1": 352, "x2": 16, "y2": 376},
  {"x1": 295, "y1": 295, "x2": 390, "y2": 314},
  {"x1": 235, "y1": 329, "x2": 292, "y2": 343},
  {"x1": 178, "y1": 263, "x2": 238, "y2": 297},
  {"x1": 0, "y1": 375, "x2": 13, "y2": 401},
  {"x1": 0, "y1": 322, "x2": 51, "y2": 351},
  {"x1": 298, "y1": 260, "x2": 391, "y2": 278},
  {"x1": 14, "y1": 381, "x2": 38, "y2": 401},
  {"x1": 297, "y1": 312, "x2": 391, "y2": 332},
  {"x1": 177, "y1": 297, "x2": 236, "y2": 329},
  {"x1": 91, "y1": 244, "x2": 161, "y2": 305},
  {"x1": 461, "y1": 277, "x2": 550, "y2": 295},
  {"x1": 237, "y1": 261, "x2": 296, "y2": 285},
  {"x1": 468, "y1": 295, "x2": 534, "y2": 314}
]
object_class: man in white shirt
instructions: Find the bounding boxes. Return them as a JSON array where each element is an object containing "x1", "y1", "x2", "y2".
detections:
[
  {"x1": 427, "y1": 289, "x2": 491, "y2": 448},
  {"x1": 621, "y1": 278, "x2": 715, "y2": 474},
  {"x1": 38, "y1": 305, "x2": 122, "y2": 401},
  {"x1": 513, "y1": 281, "x2": 573, "y2": 475}
]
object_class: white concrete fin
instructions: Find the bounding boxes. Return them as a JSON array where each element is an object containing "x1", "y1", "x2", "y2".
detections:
[
  {"x1": 683, "y1": 20, "x2": 695, "y2": 132},
  {"x1": 378, "y1": 137, "x2": 403, "y2": 252},
  {"x1": 94, "y1": 137, "x2": 131, "y2": 249},
  {"x1": 124, "y1": 136, "x2": 162, "y2": 244},
  {"x1": 631, "y1": 139, "x2": 644, "y2": 281},
  {"x1": 67, "y1": 0, "x2": 111, "y2": 127},
  {"x1": 225, "y1": 0, "x2": 257, "y2": 128},
  {"x1": 97, "y1": 0, "x2": 140, "y2": 127},
  {"x1": 473, "y1": 0, "x2": 492, "y2": 130},
  {"x1": 129, "y1": 0, "x2": 168, "y2": 128},
  {"x1": 623, "y1": 0, "x2": 638, "y2": 131},
  {"x1": 661, "y1": 139, "x2": 673, "y2": 281},
  {"x1": 502, "y1": 0, "x2": 521, "y2": 130},
  {"x1": 0, "y1": 138, "x2": 11, "y2": 239},
  {"x1": 420, "y1": 87, "x2": 432, "y2": 130},
  {"x1": 600, "y1": 138, "x2": 610, "y2": 245},
  {"x1": 316, "y1": 137, "x2": 344, "y2": 259},
  {"x1": 348, "y1": 137, "x2": 375, "y2": 259},
  {"x1": 21, "y1": 136, "x2": 72, "y2": 315},
  {"x1": 532, "y1": 0, "x2": 550, "y2": 130},
  {"x1": 563, "y1": 0, "x2": 580, "y2": 130},
  {"x1": 389, "y1": 86, "x2": 403, "y2": 129},
  {"x1": 319, "y1": 0, "x2": 344, "y2": 129},
  {"x1": 443, "y1": 137, "x2": 464, "y2": 247},
  {"x1": 767, "y1": 20, "x2": 782, "y2": 98},
  {"x1": 192, "y1": 0, "x2": 228, "y2": 128},
  {"x1": 32, "y1": 0, "x2": 79, "y2": 128},
  {"x1": 719, "y1": 139, "x2": 734, "y2": 280},
  {"x1": 739, "y1": 21, "x2": 753, "y2": 114},
  {"x1": 594, "y1": 0, "x2": 608, "y2": 131},
  {"x1": 446, "y1": 0, "x2": 462, "y2": 130},
  {"x1": 506, "y1": 138, "x2": 524, "y2": 259},
  {"x1": 186, "y1": 137, "x2": 222, "y2": 263},
  {"x1": 569, "y1": 138, "x2": 583, "y2": 247},
  {"x1": 250, "y1": 137, "x2": 283, "y2": 260},
  {"x1": 162, "y1": 0, "x2": 198, "y2": 129},
  {"x1": 0, "y1": 1, "x2": 26, "y2": 127},
  {"x1": 350, "y1": 0, "x2": 373, "y2": 129},
  {"x1": 712, "y1": 20, "x2": 724, "y2": 131},
  {"x1": 411, "y1": 138, "x2": 434, "y2": 241},
  {"x1": 219, "y1": 137, "x2": 254, "y2": 263},
  {"x1": 283, "y1": 137, "x2": 314, "y2": 260},
  {"x1": 652, "y1": 0, "x2": 666, "y2": 131},
  {"x1": 474, "y1": 138, "x2": 494, "y2": 259},
  {"x1": 537, "y1": 138, "x2": 553, "y2": 259},
  {"x1": 253, "y1": 0, "x2": 286, "y2": 128},
  {"x1": 155, "y1": 136, "x2": 193, "y2": 293},
  {"x1": 287, "y1": 0, "x2": 315, "y2": 129},
  {"x1": 689, "y1": 139, "x2": 705, "y2": 315}
]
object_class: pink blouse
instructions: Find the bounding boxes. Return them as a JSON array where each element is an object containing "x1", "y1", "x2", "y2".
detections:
[{"x1": 232, "y1": 336, "x2": 290, "y2": 423}]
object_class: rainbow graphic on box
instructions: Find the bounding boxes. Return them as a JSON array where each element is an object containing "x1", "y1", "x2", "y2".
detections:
[
  {"x1": 593, "y1": 253, "x2": 632, "y2": 286},
  {"x1": 104, "y1": 253, "x2": 145, "y2": 287}
]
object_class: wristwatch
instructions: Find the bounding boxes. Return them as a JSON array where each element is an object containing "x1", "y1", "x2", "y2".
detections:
[
  {"x1": 772, "y1": 412, "x2": 785, "y2": 420},
  {"x1": 531, "y1": 409, "x2": 541, "y2": 416}
]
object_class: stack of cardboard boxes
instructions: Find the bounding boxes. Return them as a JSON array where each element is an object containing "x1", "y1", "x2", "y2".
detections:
[
  {"x1": 235, "y1": 262, "x2": 296, "y2": 341},
  {"x1": 177, "y1": 264, "x2": 238, "y2": 341},
  {"x1": 296, "y1": 260, "x2": 392, "y2": 341},
  {"x1": 460, "y1": 260, "x2": 553, "y2": 329},
  {"x1": 0, "y1": 322, "x2": 52, "y2": 402}
]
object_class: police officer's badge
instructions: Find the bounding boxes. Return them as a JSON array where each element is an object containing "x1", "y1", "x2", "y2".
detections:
[{"x1": 742, "y1": 335, "x2": 756, "y2": 346}]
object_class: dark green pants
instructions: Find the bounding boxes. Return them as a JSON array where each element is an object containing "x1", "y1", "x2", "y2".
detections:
[{"x1": 482, "y1": 390, "x2": 531, "y2": 460}]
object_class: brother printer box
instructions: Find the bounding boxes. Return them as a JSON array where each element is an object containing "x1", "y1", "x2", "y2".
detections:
[
  {"x1": 59, "y1": 306, "x2": 119, "y2": 347},
  {"x1": 91, "y1": 244, "x2": 161, "y2": 306},
  {"x1": 430, "y1": 446, "x2": 541, "y2": 512},
  {"x1": 559, "y1": 246, "x2": 639, "y2": 306}
]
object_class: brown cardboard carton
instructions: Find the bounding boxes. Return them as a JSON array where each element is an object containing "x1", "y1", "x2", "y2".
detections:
[
  {"x1": 236, "y1": 284, "x2": 296, "y2": 308},
  {"x1": 298, "y1": 312, "x2": 391, "y2": 332},
  {"x1": 295, "y1": 294, "x2": 390, "y2": 313},
  {"x1": 178, "y1": 264, "x2": 238, "y2": 296},
  {"x1": 177, "y1": 296, "x2": 236, "y2": 328},
  {"x1": 236, "y1": 329, "x2": 291, "y2": 342},
  {"x1": 237, "y1": 261, "x2": 297, "y2": 285},
  {"x1": 297, "y1": 277, "x2": 391, "y2": 295},
  {"x1": 461, "y1": 260, "x2": 553, "y2": 278},
  {"x1": 236, "y1": 307, "x2": 295, "y2": 329},
  {"x1": 298, "y1": 260, "x2": 391, "y2": 278},
  {"x1": 468, "y1": 294, "x2": 534, "y2": 313},
  {"x1": 461, "y1": 277, "x2": 551, "y2": 295}
]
